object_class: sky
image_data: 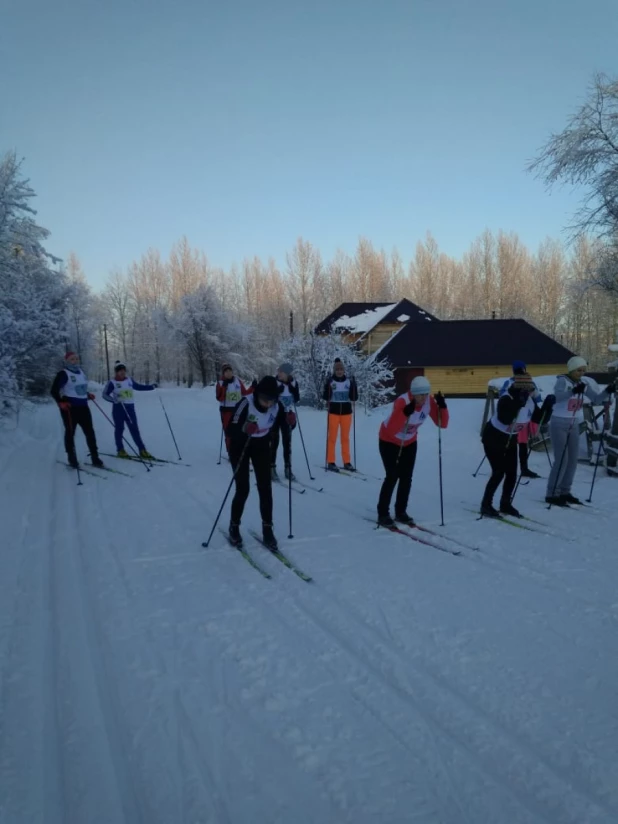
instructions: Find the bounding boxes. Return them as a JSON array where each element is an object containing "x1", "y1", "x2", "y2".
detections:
[{"x1": 2, "y1": 0, "x2": 618, "y2": 290}]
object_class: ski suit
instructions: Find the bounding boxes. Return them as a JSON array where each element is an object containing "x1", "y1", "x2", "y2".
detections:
[
  {"x1": 102, "y1": 376, "x2": 156, "y2": 452},
  {"x1": 271, "y1": 377, "x2": 299, "y2": 468},
  {"x1": 50, "y1": 366, "x2": 100, "y2": 463},
  {"x1": 216, "y1": 375, "x2": 252, "y2": 454},
  {"x1": 323, "y1": 375, "x2": 358, "y2": 466},
  {"x1": 500, "y1": 377, "x2": 542, "y2": 472}
]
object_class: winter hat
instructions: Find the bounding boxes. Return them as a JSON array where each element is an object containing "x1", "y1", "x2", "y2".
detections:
[
  {"x1": 114, "y1": 360, "x2": 126, "y2": 373},
  {"x1": 512, "y1": 360, "x2": 527, "y2": 375},
  {"x1": 410, "y1": 376, "x2": 431, "y2": 395},
  {"x1": 334, "y1": 358, "x2": 342, "y2": 364},
  {"x1": 64, "y1": 351, "x2": 76, "y2": 360},
  {"x1": 221, "y1": 363, "x2": 232, "y2": 373},
  {"x1": 255, "y1": 375, "x2": 279, "y2": 400},
  {"x1": 567, "y1": 356, "x2": 587, "y2": 374},
  {"x1": 512, "y1": 373, "x2": 536, "y2": 392},
  {"x1": 278, "y1": 363, "x2": 293, "y2": 375}
]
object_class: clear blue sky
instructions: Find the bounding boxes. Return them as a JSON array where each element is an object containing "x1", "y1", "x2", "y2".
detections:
[{"x1": 3, "y1": 0, "x2": 617, "y2": 289}]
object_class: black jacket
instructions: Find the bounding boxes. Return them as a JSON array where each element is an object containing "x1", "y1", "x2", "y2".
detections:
[{"x1": 322, "y1": 375, "x2": 358, "y2": 416}]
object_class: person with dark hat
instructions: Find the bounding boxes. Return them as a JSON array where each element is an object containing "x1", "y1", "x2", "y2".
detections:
[
  {"x1": 499, "y1": 360, "x2": 543, "y2": 479},
  {"x1": 216, "y1": 363, "x2": 252, "y2": 457},
  {"x1": 102, "y1": 361, "x2": 157, "y2": 458},
  {"x1": 225, "y1": 375, "x2": 291, "y2": 549},
  {"x1": 323, "y1": 358, "x2": 358, "y2": 471},
  {"x1": 270, "y1": 362, "x2": 299, "y2": 480},
  {"x1": 50, "y1": 351, "x2": 104, "y2": 468}
]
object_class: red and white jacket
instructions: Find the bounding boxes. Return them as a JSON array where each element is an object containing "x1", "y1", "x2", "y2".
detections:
[
  {"x1": 216, "y1": 376, "x2": 252, "y2": 408},
  {"x1": 379, "y1": 392, "x2": 449, "y2": 447}
]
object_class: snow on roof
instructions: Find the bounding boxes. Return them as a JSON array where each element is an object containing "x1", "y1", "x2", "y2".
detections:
[
  {"x1": 396, "y1": 314, "x2": 410, "y2": 322},
  {"x1": 333, "y1": 303, "x2": 398, "y2": 333}
]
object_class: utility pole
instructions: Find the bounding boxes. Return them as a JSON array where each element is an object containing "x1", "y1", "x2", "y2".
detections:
[
  {"x1": 103, "y1": 324, "x2": 111, "y2": 381},
  {"x1": 289, "y1": 311, "x2": 294, "y2": 337}
]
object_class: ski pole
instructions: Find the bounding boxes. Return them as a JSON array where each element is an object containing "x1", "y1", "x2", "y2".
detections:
[
  {"x1": 293, "y1": 403, "x2": 315, "y2": 480},
  {"x1": 288, "y1": 435, "x2": 294, "y2": 539},
  {"x1": 203, "y1": 436, "x2": 251, "y2": 547},
  {"x1": 586, "y1": 430, "x2": 605, "y2": 503},
  {"x1": 217, "y1": 420, "x2": 224, "y2": 465},
  {"x1": 324, "y1": 383, "x2": 331, "y2": 471},
  {"x1": 352, "y1": 398, "x2": 357, "y2": 470},
  {"x1": 159, "y1": 395, "x2": 182, "y2": 460},
  {"x1": 66, "y1": 407, "x2": 83, "y2": 486},
  {"x1": 547, "y1": 404, "x2": 579, "y2": 510},
  {"x1": 437, "y1": 406, "x2": 444, "y2": 526},
  {"x1": 472, "y1": 454, "x2": 486, "y2": 477},
  {"x1": 92, "y1": 399, "x2": 151, "y2": 472}
]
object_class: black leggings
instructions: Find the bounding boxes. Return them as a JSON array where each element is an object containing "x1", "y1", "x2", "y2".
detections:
[
  {"x1": 61, "y1": 405, "x2": 99, "y2": 460},
  {"x1": 229, "y1": 438, "x2": 273, "y2": 525},
  {"x1": 481, "y1": 423, "x2": 518, "y2": 507},
  {"x1": 270, "y1": 419, "x2": 291, "y2": 467},
  {"x1": 377, "y1": 439, "x2": 418, "y2": 517}
]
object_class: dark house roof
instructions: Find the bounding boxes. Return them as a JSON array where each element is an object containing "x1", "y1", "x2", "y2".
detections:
[
  {"x1": 376, "y1": 319, "x2": 574, "y2": 367},
  {"x1": 314, "y1": 299, "x2": 438, "y2": 334}
]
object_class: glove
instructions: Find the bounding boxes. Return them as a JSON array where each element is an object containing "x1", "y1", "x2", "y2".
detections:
[
  {"x1": 286, "y1": 411, "x2": 297, "y2": 427},
  {"x1": 243, "y1": 421, "x2": 259, "y2": 436},
  {"x1": 59, "y1": 401, "x2": 71, "y2": 412},
  {"x1": 87, "y1": 392, "x2": 95, "y2": 401},
  {"x1": 434, "y1": 392, "x2": 447, "y2": 410},
  {"x1": 403, "y1": 401, "x2": 415, "y2": 417},
  {"x1": 572, "y1": 382, "x2": 586, "y2": 394},
  {"x1": 542, "y1": 394, "x2": 556, "y2": 408},
  {"x1": 606, "y1": 383, "x2": 616, "y2": 394}
]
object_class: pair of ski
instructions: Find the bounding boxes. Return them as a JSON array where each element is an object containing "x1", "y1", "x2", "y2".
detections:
[
  {"x1": 365, "y1": 517, "x2": 470, "y2": 557},
  {"x1": 57, "y1": 460, "x2": 132, "y2": 479},
  {"x1": 209, "y1": 529, "x2": 313, "y2": 582},
  {"x1": 100, "y1": 451, "x2": 191, "y2": 467},
  {"x1": 272, "y1": 477, "x2": 324, "y2": 495},
  {"x1": 465, "y1": 507, "x2": 570, "y2": 539},
  {"x1": 317, "y1": 464, "x2": 369, "y2": 482}
]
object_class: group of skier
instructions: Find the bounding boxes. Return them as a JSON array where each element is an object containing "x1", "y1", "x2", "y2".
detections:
[{"x1": 52, "y1": 349, "x2": 615, "y2": 552}]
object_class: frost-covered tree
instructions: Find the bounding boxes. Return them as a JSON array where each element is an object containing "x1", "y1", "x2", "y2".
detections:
[
  {"x1": 279, "y1": 332, "x2": 394, "y2": 410},
  {"x1": 0, "y1": 152, "x2": 66, "y2": 412}
]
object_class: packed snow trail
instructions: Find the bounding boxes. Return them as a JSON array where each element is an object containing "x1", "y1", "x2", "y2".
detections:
[{"x1": 1, "y1": 389, "x2": 618, "y2": 823}]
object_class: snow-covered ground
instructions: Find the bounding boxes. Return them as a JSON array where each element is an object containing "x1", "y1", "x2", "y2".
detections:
[{"x1": 1, "y1": 388, "x2": 618, "y2": 824}]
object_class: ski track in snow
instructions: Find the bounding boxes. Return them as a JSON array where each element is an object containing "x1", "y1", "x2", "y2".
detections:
[{"x1": 1, "y1": 390, "x2": 618, "y2": 823}]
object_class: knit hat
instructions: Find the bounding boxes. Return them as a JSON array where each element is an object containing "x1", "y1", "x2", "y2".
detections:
[
  {"x1": 512, "y1": 360, "x2": 527, "y2": 375},
  {"x1": 221, "y1": 363, "x2": 232, "y2": 373},
  {"x1": 567, "y1": 356, "x2": 587, "y2": 374},
  {"x1": 64, "y1": 351, "x2": 76, "y2": 360},
  {"x1": 114, "y1": 360, "x2": 126, "y2": 373},
  {"x1": 512, "y1": 373, "x2": 536, "y2": 392},
  {"x1": 278, "y1": 362, "x2": 293, "y2": 375},
  {"x1": 255, "y1": 375, "x2": 279, "y2": 400},
  {"x1": 410, "y1": 376, "x2": 431, "y2": 395},
  {"x1": 334, "y1": 358, "x2": 342, "y2": 364}
]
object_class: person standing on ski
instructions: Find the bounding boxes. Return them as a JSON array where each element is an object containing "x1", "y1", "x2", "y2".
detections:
[
  {"x1": 500, "y1": 360, "x2": 543, "y2": 479},
  {"x1": 226, "y1": 375, "x2": 293, "y2": 550},
  {"x1": 270, "y1": 362, "x2": 299, "y2": 481},
  {"x1": 377, "y1": 376, "x2": 448, "y2": 527},
  {"x1": 216, "y1": 363, "x2": 252, "y2": 456},
  {"x1": 481, "y1": 373, "x2": 555, "y2": 518},
  {"x1": 545, "y1": 356, "x2": 615, "y2": 506},
  {"x1": 102, "y1": 361, "x2": 157, "y2": 459},
  {"x1": 50, "y1": 351, "x2": 104, "y2": 469},
  {"x1": 323, "y1": 358, "x2": 358, "y2": 472}
]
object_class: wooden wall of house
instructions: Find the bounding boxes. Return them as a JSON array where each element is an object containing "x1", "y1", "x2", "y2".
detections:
[
  {"x1": 363, "y1": 324, "x2": 403, "y2": 354},
  {"x1": 421, "y1": 364, "x2": 564, "y2": 395}
]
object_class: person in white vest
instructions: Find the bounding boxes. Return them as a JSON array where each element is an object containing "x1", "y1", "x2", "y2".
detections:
[
  {"x1": 377, "y1": 376, "x2": 449, "y2": 527},
  {"x1": 102, "y1": 361, "x2": 157, "y2": 458},
  {"x1": 481, "y1": 373, "x2": 555, "y2": 518},
  {"x1": 216, "y1": 363, "x2": 252, "y2": 457},
  {"x1": 545, "y1": 356, "x2": 615, "y2": 506},
  {"x1": 270, "y1": 362, "x2": 299, "y2": 481},
  {"x1": 500, "y1": 360, "x2": 543, "y2": 478},
  {"x1": 323, "y1": 358, "x2": 359, "y2": 472},
  {"x1": 50, "y1": 351, "x2": 103, "y2": 469},
  {"x1": 225, "y1": 375, "x2": 293, "y2": 550}
]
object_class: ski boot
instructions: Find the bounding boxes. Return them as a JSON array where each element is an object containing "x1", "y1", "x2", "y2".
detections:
[
  {"x1": 262, "y1": 523, "x2": 278, "y2": 551},
  {"x1": 117, "y1": 449, "x2": 130, "y2": 458},
  {"x1": 563, "y1": 493, "x2": 583, "y2": 505},
  {"x1": 521, "y1": 469, "x2": 540, "y2": 479},
  {"x1": 377, "y1": 513, "x2": 395, "y2": 528},
  {"x1": 91, "y1": 454, "x2": 104, "y2": 468},
  {"x1": 499, "y1": 502, "x2": 522, "y2": 518},
  {"x1": 545, "y1": 495, "x2": 569, "y2": 507},
  {"x1": 67, "y1": 453, "x2": 79, "y2": 469},
  {"x1": 395, "y1": 512, "x2": 416, "y2": 527},
  {"x1": 480, "y1": 503, "x2": 501, "y2": 518},
  {"x1": 284, "y1": 465, "x2": 296, "y2": 481},
  {"x1": 343, "y1": 463, "x2": 356, "y2": 472},
  {"x1": 327, "y1": 462, "x2": 339, "y2": 473},
  {"x1": 140, "y1": 449, "x2": 154, "y2": 460},
  {"x1": 228, "y1": 522, "x2": 243, "y2": 547},
  {"x1": 270, "y1": 465, "x2": 279, "y2": 481}
]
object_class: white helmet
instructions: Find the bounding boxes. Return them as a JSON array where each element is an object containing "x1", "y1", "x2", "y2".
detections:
[{"x1": 410, "y1": 376, "x2": 431, "y2": 395}]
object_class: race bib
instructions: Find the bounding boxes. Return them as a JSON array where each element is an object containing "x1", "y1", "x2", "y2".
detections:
[
  {"x1": 567, "y1": 397, "x2": 584, "y2": 412},
  {"x1": 226, "y1": 390, "x2": 241, "y2": 404}
]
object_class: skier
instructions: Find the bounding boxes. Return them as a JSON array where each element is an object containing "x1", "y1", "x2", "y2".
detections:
[
  {"x1": 216, "y1": 363, "x2": 252, "y2": 456},
  {"x1": 270, "y1": 362, "x2": 299, "y2": 480},
  {"x1": 323, "y1": 358, "x2": 358, "y2": 471},
  {"x1": 500, "y1": 360, "x2": 543, "y2": 479},
  {"x1": 377, "y1": 376, "x2": 449, "y2": 526},
  {"x1": 481, "y1": 373, "x2": 555, "y2": 518},
  {"x1": 102, "y1": 361, "x2": 157, "y2": 458},
  {"x1": 545, "y1": 356, "x2": 615, "y2": 506},
  {"x1": 50, "y1": 351, "x2": 104, "y2": 468},
  {"x1": 226, "y1": 375, "x2": 293, "y2": 550}
]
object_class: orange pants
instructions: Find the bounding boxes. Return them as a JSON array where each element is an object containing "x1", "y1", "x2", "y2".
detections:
[{"x1": 327, "y1": 413, "x2": 352, "y2": 465}]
